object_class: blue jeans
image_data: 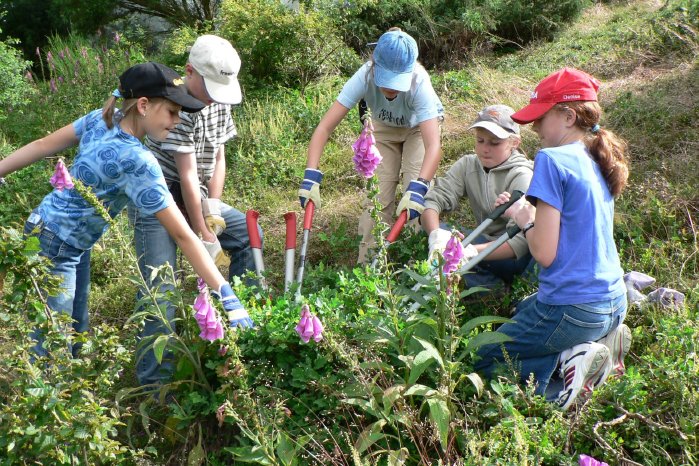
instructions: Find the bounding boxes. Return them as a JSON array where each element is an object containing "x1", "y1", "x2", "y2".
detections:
[
  {"x1": 127, "y1": 201, "x2": 259, "y2": 386},
  {"x1": 475, "y1": 292, "x2": 627, "y2": 396},
  {"x1": 24, "y1": 213, "x2": 91, "y2": 358},
  {"x1": 462, "y1": 233, "x2": 537, "y2": 289}
]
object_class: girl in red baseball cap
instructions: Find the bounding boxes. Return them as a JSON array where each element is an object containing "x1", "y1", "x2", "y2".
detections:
[{"x1": 475, "y1": 67, "x2": 631, "y2": 410}]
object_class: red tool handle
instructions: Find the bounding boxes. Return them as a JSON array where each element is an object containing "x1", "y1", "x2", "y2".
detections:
[
  {"x1": 284, "y1": 212, "x2": 297, "y2": 249},
  {"x1": 303, "y1": 201, "x2": 315, "y2": 231},
  {"x1": 245, "y1": 210, "x2": 263, "y2": 249},
  {"x1": 386, "y1": 210, "x2": 408, "y2": 244}
]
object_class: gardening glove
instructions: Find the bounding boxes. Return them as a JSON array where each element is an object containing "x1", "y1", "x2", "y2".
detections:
[
  {"x1": 212, "y1": 283, "x2": 254, "y2": 329},
  {"x1": 396, "y1": 179, "x2": 429, "y2": 221},
  {"x1": 298, "y1": 168, "x2": 323, "y2": 209},
  {"x1": 203, "y1": 238, "x2": 231, "y2": 269},
  {"x1": 0, "y1": 177, "x2": 6, "y2": 187},
  {"x1": 202, "y1": 198, "x2": 226, "y2": 236},
  {"x1": 428, "y1": 228, "x2": 452, "y2": 265}
]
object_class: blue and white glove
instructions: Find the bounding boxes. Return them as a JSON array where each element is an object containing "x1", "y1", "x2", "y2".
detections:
[
  {"x1": 298, "y1": 168, "x2": 323, "y2": 209},
  {"x1": 212, "y1": 283, "x2": 254, "y2": 329},
  {"x1": 396, "y1": 179, "x2": 429, "y2": 221}
]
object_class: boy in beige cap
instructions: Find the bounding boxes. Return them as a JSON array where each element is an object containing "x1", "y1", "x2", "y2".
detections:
[
  {"x1": 421, "y1": 104, "x2": 534, "y2": 289},
  {"x1": 127, "y1": 35, "x2": 258, "y2": 387}
]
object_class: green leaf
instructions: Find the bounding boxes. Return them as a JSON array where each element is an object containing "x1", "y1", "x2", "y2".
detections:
[
  {"x1": 382, "y1": 385, "x2": 404, "y2": 416},
  {"x1": 187, "y1": 426, "x2": 205, "y2": 466},
  {"x1": 153, "y1": 335, "x2": 170, "y2": 365},
  {"x1": 427, "y1": 398, "x2": 450, "y2": 451},
  {"x1": 464, "y1": 331, "x2": 512, "y2": 353},
  {"x1": 277, "y1": 433, "x2": 310, "y2": 466},
  {"x1": 465, "y1": 372, "x2": 484, "y2": 397},
  {"x1": 408, "y1": 349, "x2": 437, "y2": 385},
  {"x1": 413, "y1": 337, "x2": 444, "y2": 368},
  {"x1": 403, "y1": 384, "x2": 437, "y2": 397},
  {"x1": 225, "y1": 445, "x2": 274, "y2": 464},
  {"x1": 355, "y1": 419, "x2": 387, "y2": 454},
  {"x1": 459, "y1": 315, "x2": 512, "y2": 336}
]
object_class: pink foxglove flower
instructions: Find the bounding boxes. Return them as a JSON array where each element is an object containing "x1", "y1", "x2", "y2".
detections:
[
  {"x1": 193, "y1": 286, "x2": 225, "y2": 341},
  {"x1": 295, "y1": 304, "x2": 323, "y2": 343},
  {"x1": 50, "y1": 159, "x2": 74, "y2": 191},
  {"x1": 442, "y1": 231, "x2": 465, "y2": 274},
  {"x1": 579, "y1": 455, "x2": 609, "y2": 466},
  {"x1": 352, "y1": 118, "x2": 382, "y2": 178}
]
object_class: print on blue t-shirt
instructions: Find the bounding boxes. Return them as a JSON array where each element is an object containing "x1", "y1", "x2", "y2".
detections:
[{"x1": 37, "y1": 109, "x2": 173, "y2": 250}]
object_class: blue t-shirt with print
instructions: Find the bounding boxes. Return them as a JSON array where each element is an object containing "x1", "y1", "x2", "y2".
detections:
[
  {"x1": 526, "y1": 142, "x2": 625, "y2": 305},
  {"x1": 337, "y1": 62, "x2": 444, "y2": 128},
  {"x1": 37, "y1": 109, "x2": 173, "y2": 250}
]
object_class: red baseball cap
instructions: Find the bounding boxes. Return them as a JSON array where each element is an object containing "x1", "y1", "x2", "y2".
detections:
[{"x1": 511, "y1": 68, "x2": 600, "y2": 124}]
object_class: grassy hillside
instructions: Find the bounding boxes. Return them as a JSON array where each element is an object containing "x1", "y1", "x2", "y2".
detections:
[{"x1": 0, "y1": 0, "x2": 697, "y2": 464}]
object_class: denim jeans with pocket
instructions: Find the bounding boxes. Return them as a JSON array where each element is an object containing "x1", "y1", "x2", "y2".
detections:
[
  {"x1": 127, "y1": 201, "x2": 259, "y2": 386},
  {"x1": 24, "y1": 212, "x2": 91, "y2": 358},
  {"x1": 474, "y1": 292, "x2": 627, "y2": 395}
]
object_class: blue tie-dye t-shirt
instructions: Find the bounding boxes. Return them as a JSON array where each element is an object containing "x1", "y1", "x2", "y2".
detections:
[{"x1": 37, "y1": 109, "x2": 173, "y2": 250}]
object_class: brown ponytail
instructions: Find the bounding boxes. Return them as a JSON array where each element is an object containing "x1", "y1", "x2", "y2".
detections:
[
  {"x1": 554, "y1": 101, "x2": 629, "y2": 196},
  {"x1": 101, "y1": 95, "x2": 139, "y2": 129},
  {"x1": 102, "y1": 96, "x2": 118, "y2": 128}
]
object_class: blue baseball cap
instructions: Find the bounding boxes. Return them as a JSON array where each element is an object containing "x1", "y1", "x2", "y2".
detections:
[{"x1": 373, "y1": 30, "x2": 418, "y2": 92}]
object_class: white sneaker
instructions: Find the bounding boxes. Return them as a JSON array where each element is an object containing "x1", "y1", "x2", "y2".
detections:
[
  {"x1": 555, "y1": 342, "x2": 612, "y2": 411},
  {"x1": 597, "y1": 324, "x2": 632, "y2": 377}
]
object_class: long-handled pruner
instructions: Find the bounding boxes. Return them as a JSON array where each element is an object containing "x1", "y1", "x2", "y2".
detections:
[
  {"x1": 407, "y1": 190, "x2": 525, "y2": 309},
  {"x1": 370, "y1": 210, "x2": 408, "y2": 269},
  {"x1": 295, "y1": 201, "x2": 315, "y2": 301},
  {"x1": 284, "y1": 212, "x2": 297, "y2": 292},
  {"x1": 245, "y1": 210, "x2": 268, "y2": 292}
]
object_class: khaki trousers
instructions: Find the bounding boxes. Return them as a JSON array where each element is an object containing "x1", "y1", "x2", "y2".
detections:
[{"x1": 357, "y1": 121, "x2": 426, "y2": 264}]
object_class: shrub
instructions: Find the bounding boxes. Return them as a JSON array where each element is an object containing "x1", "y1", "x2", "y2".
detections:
[
  {"x1": 0, "y1": 31, "x2": 34, "y2": 123},
  {"x1": 216, "y1": 0, "x2": 360, "y2": 90},
  {"x1": 318, "y1": 0, "x2": 589, "y2": 68}
]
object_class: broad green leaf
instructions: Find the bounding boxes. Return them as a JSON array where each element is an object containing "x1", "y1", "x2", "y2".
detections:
[
  {"x1": 277, "y1": 433, "x2": 311, "y2": 466},
  {"x1": 403, "y1": 384, "x2": 437, "y2": 397},
  {"x1": 187, "y1": 426, "x2": 205, "y2": 466},
  {"x1": 464, "y1": 331, "x2": 512, "y2": 353},
  {"x1": 153, "y1": 335, "x2": 170, "y2": 364},
  {"x1": 465, "y1": 372, "x2": 484, "y2": 397},
  {"x1": 427, "y1": 398, "x2": 450, "y2": 451},
  {"x1": 224, "y1": 445, "x2": 273, "y2": 464},
  {"x1": 408, "y1": 349, "x2": 437, "y2": 385},
  {"x1": 355, "y1": 419, "x2": 387, "y2": 453},
  {"x1": 413, "y1": 337, "x2": 444, "y2": 368},
  {"x1": 387, "y1": 448, "x2": 409, "y2": 466},
  {"x1": 382, "y1": 385, "x2": 404, "y2": 415},
  {"x1": 403, "y1": 269, "x2": 434, "y2": 286},
  {"x1": 459, "y1": 315, "x2": 512, "y2": 335}
]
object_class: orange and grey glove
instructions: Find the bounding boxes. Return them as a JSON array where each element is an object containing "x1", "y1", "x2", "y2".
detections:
[
  {"x1": 202, "y1": 198, "x2": 226, "y2": 236},
  {"x1": 203, "y1": 238, "x2": 231, "y2": 269}
]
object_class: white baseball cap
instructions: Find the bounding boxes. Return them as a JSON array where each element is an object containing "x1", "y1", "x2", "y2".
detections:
[{"x1": 189, "y1": 35, "x2": 242, "y2": 105}]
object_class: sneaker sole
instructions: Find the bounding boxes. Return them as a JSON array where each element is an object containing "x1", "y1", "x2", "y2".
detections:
[{"x1": 600, "y1": 324, "x2": 632, "y2": 377}]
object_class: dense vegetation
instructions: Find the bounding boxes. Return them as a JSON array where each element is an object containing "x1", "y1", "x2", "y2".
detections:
[{"x1": 0, "y1": 0, "x2": 697, "y2": 464}]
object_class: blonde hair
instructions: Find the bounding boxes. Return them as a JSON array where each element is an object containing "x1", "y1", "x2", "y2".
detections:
[
  {"x1": 101, "y1": 96, "x2": 169, "y2": 129},
  {"x1": 553, "y1": 101, "x2": 629, "y2": 196},
  {"x1": 101, "y1": 96, "x2": 139, "y2": 129}
]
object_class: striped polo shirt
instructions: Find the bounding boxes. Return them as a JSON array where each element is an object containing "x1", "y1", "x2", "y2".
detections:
[{"x1": 145, "y1": 102, "x2": 236, "y2": 197}]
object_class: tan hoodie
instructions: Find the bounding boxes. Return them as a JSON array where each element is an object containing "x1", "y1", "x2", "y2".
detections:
[{"x1": 424, "y1": 150, "x2": 533, "y2": 259}]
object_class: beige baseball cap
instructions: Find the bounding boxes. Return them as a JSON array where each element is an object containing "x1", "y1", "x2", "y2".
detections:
[
  {"x1": 469, "y1": 104, "x2": 520, "y2": 139},
  {"x1": 189, "y1": 35, "x2": 242, "y2": 105}
]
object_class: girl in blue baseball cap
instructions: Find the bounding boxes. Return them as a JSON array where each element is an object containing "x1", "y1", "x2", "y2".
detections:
[
  {"x1": 0, "y1": 62, "x2": 252, "y2": 359},
  {"x1": 298, "y1": 27, "x2": 444, "y2": 264}
]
